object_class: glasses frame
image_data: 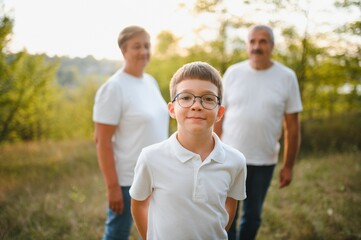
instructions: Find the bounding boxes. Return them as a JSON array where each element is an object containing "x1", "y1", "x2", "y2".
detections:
[{"x1": 171, "y1": 92, "x2": 221, "y2": 110}]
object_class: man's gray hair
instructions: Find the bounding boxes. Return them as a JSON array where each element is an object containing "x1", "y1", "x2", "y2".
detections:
[{"x1": 249, "y1": 25, "x2": 274, "y2": 44}]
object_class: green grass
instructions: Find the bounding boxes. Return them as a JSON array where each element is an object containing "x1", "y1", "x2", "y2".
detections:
[
  {"x1": 258, "y1": 151, "x2": 361, "y2": 240},
  {"x1": 0, "y1": 140, "x2": 360, "y2": 240}
]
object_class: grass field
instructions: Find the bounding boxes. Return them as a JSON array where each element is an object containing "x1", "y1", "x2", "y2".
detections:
[{"x1": 0, "y1": 140, "x2": 360, "y2": 240}]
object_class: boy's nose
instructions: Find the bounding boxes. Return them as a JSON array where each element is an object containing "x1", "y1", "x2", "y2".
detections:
[{"x1": 191, "y1": 98, "x2": 203, "y2": 110}]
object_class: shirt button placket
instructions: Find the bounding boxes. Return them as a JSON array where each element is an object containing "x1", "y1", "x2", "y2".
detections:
[{"x1": 193, "y1": 156, "x2": 206, "y2": 202}]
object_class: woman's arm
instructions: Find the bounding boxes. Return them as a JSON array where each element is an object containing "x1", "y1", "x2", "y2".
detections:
[{"x1": 94, "y1": 123, "x2": 123, "y2": 213}]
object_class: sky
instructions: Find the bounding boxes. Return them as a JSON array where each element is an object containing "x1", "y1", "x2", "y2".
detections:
[
  {"x1": 2, "y1": 0, "x2": 359, "y2": 60},
  {"x1": 3, "y1": 0, "x2": 201, "y2": 60}
]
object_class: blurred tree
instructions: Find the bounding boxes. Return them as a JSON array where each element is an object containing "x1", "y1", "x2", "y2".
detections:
[
  {"x1": 154, "y1": 31, "x2": 180, "y2": 59},
  {"x1": 0, "y1": 13, "x2": 59, "y2": 142},
  {"x1": 148, "y1": 31, "x2": 185, "y2": 101},
  {"x1": 57, "y1": 64, "x2": 80, "y2": 86},
  {"x1": 50, "y1": 75, "x2": 98, "y2": 140},
  {"x1": 334, "y1": 0, "x2": 361, "y2": 114}
]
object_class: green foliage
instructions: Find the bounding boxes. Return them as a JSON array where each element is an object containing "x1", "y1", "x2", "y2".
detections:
[
  {"x1": 336, "y1": 20, "x2": 361, "y2": 35},
  {"x1": 0, "y1": 52, "x2": 59, "y2": 142},
  {"x1": 0, "y1": 14, "x2": 60, "y2": 142},
  {"x1": 147, "y1": 55, "x2": 187, "y2": 134},
  {"x1": 49, "y1": 76, "x2": 100, "y2": 140},
  {"x1": 301, "y1": 112, "x2": 361, "y2": 153},
  {"x1": 0, "y1": 10, "x2": 120, "y2": 142},
  {"x1": 154, "y1": 31, "x2": 180, "y2": 59},
  {"x1": 335, "y1": 0, "x2": 361, "y2": 8},
  {"x1": 194, "y1": 0, "x2": 223, "y2": 13},
  {"x1": 147, "y1": 56, "x2": 185, "y2": 102},
  {"x1": 0, "y1": 14, "x2": 12, "y2": 52}
]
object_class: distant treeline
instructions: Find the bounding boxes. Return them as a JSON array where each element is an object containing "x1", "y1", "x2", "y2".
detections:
[{"x1": 50, "y1": 55, "x2": 120, "y2": 87}]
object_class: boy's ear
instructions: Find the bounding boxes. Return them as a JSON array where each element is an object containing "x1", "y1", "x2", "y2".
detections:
[
  {"x1": 216, "y1": 106, "x2": 225, "y2": 122},
  {"x1": 168, "y1": 102, "x2": 176, "y2": 119}
]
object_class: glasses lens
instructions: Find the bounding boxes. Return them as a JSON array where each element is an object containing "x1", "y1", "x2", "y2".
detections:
[
  {"x1": 177, "y1": 93, "x2": 195, "y2": 108},
  {"x1": 175, "y1": 93, "x2": 219, "y2": 109},
  {"x1": 201, "y1": 94, "x2": 218, "y2": 109}
]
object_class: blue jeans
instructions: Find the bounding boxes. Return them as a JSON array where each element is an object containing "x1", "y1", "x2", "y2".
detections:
[
  {"x1": 103, "y1": 186, "x2": 133, "y2": 240},
  {"x1": 228, "y1": 165, "x2": 275, "y2": 240}
]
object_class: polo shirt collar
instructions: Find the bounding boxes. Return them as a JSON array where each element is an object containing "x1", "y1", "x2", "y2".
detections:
[
  {"x1": 209, "y1": 133, "x2": 226, "y2": 163},
  {"x1": 170, "y1": 132, "x2": 226, "y2": 164}
]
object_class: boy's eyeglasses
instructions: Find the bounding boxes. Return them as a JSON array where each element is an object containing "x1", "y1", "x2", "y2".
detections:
[{"x1": 171, "y1": 92, "x2": 220, "y2": 110}]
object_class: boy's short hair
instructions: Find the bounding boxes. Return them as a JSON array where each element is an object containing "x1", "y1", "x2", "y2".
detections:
[
  {"x1": 117, "y1": 26, "x2": 149, "y2": 50},
  {"x1": 169, "y1": 61, "x2": 223, "y2": 104}
]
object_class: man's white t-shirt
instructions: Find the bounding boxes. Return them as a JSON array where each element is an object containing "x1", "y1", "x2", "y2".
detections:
[
  {"x1": 222, "y1": 60, "x2": 303, "y2": 165},
  {"x1": 130, "y1": 132, "x2": 247, "y2": 240},
  {"x1": 93, "y1": 70, "x2": 169, "y2": 186}
]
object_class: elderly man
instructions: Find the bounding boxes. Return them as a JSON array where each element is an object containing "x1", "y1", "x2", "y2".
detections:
[{"x1": 215, "y1": 25, "x2": 303, "y2": 240}]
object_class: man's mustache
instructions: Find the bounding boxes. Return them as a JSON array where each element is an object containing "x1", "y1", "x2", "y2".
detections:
[{"x1": 251, "y1": 49, "x2": 264, "y2": 55}]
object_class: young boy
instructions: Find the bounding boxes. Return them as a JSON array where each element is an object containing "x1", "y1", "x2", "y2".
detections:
[{"x1": 129, "y1": 61, "x2": 247, "y2": 240}]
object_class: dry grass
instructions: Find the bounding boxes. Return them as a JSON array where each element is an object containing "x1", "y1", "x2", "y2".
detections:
[
  {"x1": 0, "y1": 140, "x2": 360, "y2": 240},
  {"x1": 257, "y1": 151, "x2": 361, "y2": 240},
  {"x1": 0, "y1": 140, "x2": 106, "y2": 239}
]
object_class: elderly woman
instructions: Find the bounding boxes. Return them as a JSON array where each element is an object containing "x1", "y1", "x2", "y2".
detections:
[{"x1": 93, "y1": 26, "x2": 169, "y2": 240}]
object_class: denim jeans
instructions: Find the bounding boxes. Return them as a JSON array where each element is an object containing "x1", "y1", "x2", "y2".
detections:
[
  {"x1": 228, "y1": 165, "x2": 275, "y2": 240},
  {"x1": 103, "y1": 186, "x2": 133, "y2": 240}
]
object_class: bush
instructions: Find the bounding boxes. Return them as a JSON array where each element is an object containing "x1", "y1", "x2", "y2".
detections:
[{"x1": 301, "y1": 112, "x2": 361, "y2": 153}]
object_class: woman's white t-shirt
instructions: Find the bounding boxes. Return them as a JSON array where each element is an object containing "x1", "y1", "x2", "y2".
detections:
[{"x1": 93, "y1": 70, "x2": 169, "y2": 186}]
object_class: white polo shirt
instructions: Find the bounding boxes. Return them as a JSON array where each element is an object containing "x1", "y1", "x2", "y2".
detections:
[{"x1": 130, "y1": 132, "x2": 247, "y2": 240}]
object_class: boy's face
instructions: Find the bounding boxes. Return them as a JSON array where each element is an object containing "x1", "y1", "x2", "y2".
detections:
[{"x1": 168, "y1": 79, "x2": 224, "y2": 135}]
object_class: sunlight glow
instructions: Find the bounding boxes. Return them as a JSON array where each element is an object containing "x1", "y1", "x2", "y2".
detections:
[{"x1": 2, "y1": 0, "x2": 359, "y2": 60}]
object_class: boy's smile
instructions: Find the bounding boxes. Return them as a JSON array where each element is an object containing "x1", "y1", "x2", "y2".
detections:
[
  {"x1": 168, "y1": 79, "x2": 224, "y2": 135},
  {"x1": 187, "y1": 116, "x2": 206, "y2": 120}
]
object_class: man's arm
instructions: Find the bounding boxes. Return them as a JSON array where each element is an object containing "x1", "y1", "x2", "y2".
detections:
[
  {"x1": 225, "y1": 197, "x2": 238, "y2": 231},
  {"x1": 94, "y1": 123, "x2": 123, "y2": 213},
  {"x1": 280, "y1": 112, "x2": 301, "y2": 188},
  {"x1": 131, "y1": 197, "x2": 151, "y2": 240}
]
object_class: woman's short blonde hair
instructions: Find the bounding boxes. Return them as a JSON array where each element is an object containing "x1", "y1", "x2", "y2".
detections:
[
  {"x1": 117, "y1": 26, "x2": 149, "y2": 50},
  {"x1": 169, "y1": 61, "x2": 223, "y2": 104}
]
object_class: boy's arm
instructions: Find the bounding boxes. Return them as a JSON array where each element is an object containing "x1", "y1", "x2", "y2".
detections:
[
  {"x1": 225, "y1": 197, "x2": 238, "y2": 231},
  {"x1": 131, "y1": 196, "x2": 151, "y2": 240}
]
